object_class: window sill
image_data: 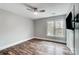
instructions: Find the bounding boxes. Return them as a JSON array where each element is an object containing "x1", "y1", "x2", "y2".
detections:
[{"x1": 47, "y1": 35, "x2": 64, "y2": 38}]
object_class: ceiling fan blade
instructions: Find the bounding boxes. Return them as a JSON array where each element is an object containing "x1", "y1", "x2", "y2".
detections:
[
  {"x1": 23, "y1": 3, "x2": 36, "y2": 9},
  {"x1": 39, "y1": 10, "x2": 45, "y2": 12},
  {"x1": 27, "y1": 8, "x2": 34, "y2": 12}
]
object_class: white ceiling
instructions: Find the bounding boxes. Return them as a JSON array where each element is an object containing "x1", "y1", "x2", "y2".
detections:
[{"x1": 0, "y1": 3, "x2": 72, "y2": 19}]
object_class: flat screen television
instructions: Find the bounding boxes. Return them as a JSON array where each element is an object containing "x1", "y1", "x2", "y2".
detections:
[
  {"x1": 66, "y1": 12, "x2": 73, "y2": 30},
  {"x1": 75, "y1": 13, "x2": 79, "y2": 22}
]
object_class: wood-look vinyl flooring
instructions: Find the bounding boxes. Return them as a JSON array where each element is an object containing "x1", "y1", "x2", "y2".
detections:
[{"x1": 0, "y1": 39, "x2": 73, "y2": 55}]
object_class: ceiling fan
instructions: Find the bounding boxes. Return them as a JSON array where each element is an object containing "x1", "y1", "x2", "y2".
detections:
[{"x1": 23, "y1": 3, "x2": 45, "y2": 13}]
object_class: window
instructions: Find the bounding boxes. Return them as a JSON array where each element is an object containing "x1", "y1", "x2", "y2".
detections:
[
  {"x1": 47, "y1": 21, "x2": 54, "y2": 36},
  {"x1": 47, "y1": 20, "x2": 64, "y2": 37}
]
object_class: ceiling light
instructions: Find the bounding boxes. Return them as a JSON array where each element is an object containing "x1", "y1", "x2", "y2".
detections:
[{"x1": 34, "y1": 11, "x2": 38, "y2": 15}]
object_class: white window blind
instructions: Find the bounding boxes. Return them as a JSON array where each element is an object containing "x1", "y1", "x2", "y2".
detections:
[{"x1": 47, "y1": 20, "x2": 64, "y2": 37}]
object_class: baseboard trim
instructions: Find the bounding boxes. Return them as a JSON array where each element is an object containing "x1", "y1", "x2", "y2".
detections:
[
  {"x1": 0, "y1": 37, "x2": 33, "y2": 51},
  {"x1": 33, "y1": 37, "x2": 66, "y2": 44}
]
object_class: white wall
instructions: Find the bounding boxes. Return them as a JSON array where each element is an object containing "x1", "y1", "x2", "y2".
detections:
[
  {"x1": 74, "y1": 3, "x2": 79, "y2": 55},
  {"x1": 0, "y1": 9, "x2": 34, "y2": 50},
  {"x1": 66, "y1": 29, "x2": 74, "y2": 53},
  {"x1": 34, "y1": 15, "x2": 66, "y2": 43},
  {"x1": 75, "y1": 28, "x2": 79, "y2": 54}
]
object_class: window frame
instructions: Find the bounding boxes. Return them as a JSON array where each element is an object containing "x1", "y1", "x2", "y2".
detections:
[{"x1": 47, "y1": 19, "x2": 65, "y2": 38}]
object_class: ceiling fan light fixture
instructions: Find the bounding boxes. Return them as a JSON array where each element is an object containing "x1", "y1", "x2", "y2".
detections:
[{"x1": 34, "y1": 11, "x2": 38, "y2": 15}]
